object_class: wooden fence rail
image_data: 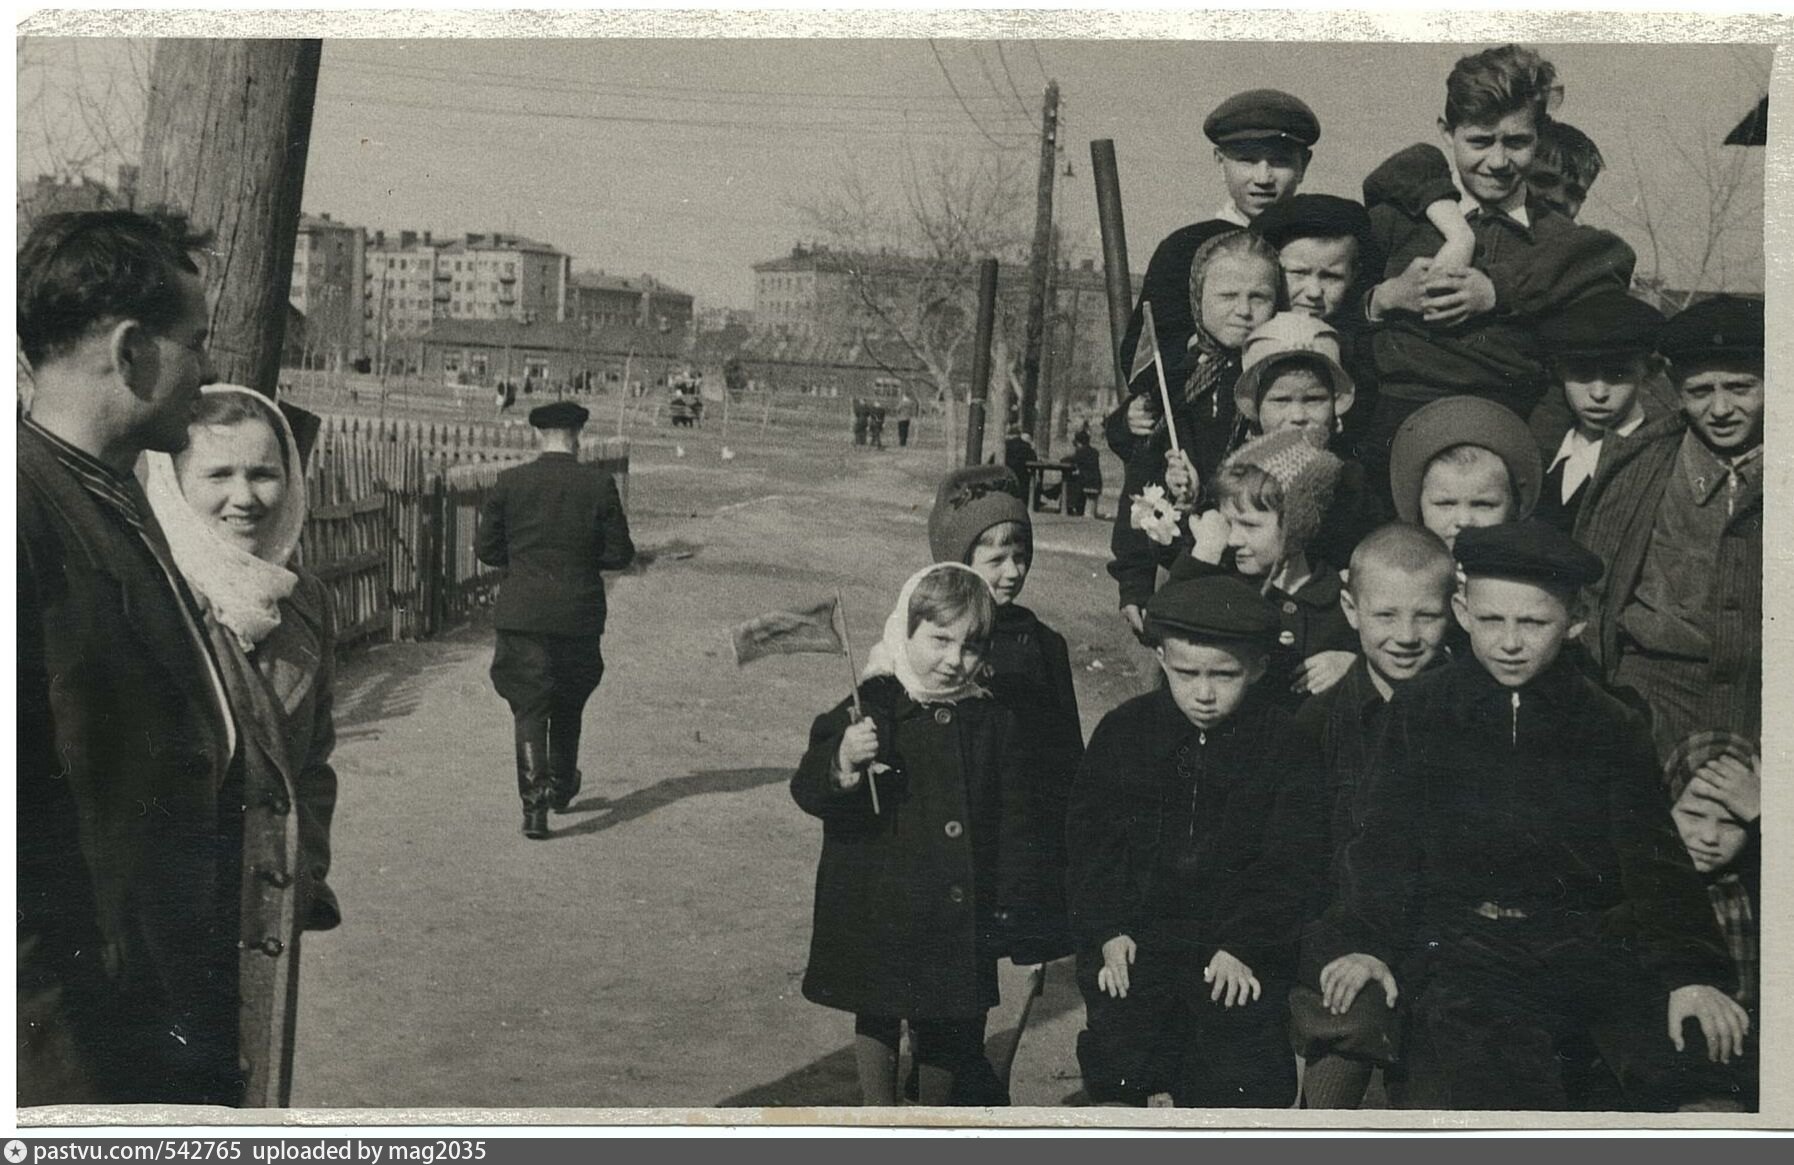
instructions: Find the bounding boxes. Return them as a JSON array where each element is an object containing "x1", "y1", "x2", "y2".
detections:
[{"x1": 294, "y1": 419, "x2": 629, "y2": 651}]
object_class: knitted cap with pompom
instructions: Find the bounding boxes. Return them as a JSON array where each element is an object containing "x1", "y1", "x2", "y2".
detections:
[{"x1": 1219, "y1": 428, "x2": 1343, "y2": 555}]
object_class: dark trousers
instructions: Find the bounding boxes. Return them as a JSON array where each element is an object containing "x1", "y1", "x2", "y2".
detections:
[
  {"x1": 1400, "y1": 913, "x2": 1743, "y2": 1111},
  {"x1": 1075, "y1": 944, "x2": 1295, "y2": 1108},
  {"x1": 857, "y1": 1012, "x2": 1007, "y2": 1105},
  {"x1": 491, "y1": 631, "x2": 605, "y2": 805},
  {"x1": 897, "y1": 419, "x2": 911, "y2": 446}
]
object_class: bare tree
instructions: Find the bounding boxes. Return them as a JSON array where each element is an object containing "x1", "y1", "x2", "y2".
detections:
[
  {"x1": 798, "y1": 151, "x2": 1032, "y2": 458},
  {"x1": 16, "y1": 38, "x2": 153, "y2": 194},
  {"x1": 1599, "y1": 112, "x2": 1765, "y2": 312}
]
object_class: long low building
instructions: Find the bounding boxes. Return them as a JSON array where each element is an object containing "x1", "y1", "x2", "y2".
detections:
[{"x1": 415, "y1": 319, "x2": 690, "y2": 392}]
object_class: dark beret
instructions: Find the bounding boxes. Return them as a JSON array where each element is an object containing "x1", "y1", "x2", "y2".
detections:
[
  {"x1": 1538, "y1": 292, "x2": 1666, "y2": 359},
  {"x1": 1388, "y1": 396, "x2": 1543, "y2": 526},
  {"x1": 1657, "y1": 295, "x2": 1764, "y2": 365},
  {"x1": 1204, "y1": 89, "x2": 1320, "y2": 148},
  {"x1": 1455, "y1": 520, "x2": 1604, "y2": 590},
  {"x1": 528, "y1": 400, "x2": 590, "y2": 429},
  {"x1": 1146, "y1": 574, "x2": 1279, "y2": 646},
  {"x1": 1250, "y1": 194, "x2": 1373, "y2": 253}
]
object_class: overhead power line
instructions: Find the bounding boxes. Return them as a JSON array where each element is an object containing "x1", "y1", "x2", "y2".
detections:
[
  {"x1": 926, "y1": 39, "x2": 1016, "y2": 150},
  {"x1": 994, "y1": 43, "x2": 1034, "y2": 119}
]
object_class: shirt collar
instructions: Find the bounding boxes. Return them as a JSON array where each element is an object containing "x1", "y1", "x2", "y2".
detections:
[
  {"x1": 1679, "y1": 431, "x2": 1763, "y2": 506},
  {"x1": 1549, "y1": 405, "x2": 1647, "y2": 473},
  {"x1": 1216, "y1": 200, "x2": 1252, "y2": 229},
  {"x1": 1451, "y1": 165, "x2": 1529, "y2": 228},
  {"x1": 22, "y1": 416, "x2": 149, "y2": 530}
]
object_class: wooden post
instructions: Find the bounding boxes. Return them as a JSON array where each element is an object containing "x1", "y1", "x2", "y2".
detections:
[
  {"x1": 1089, "y1": 139, "x2": 1134, "y2": 411},
  {"x1": 1019, "y1": 80, "x2": 1059, "y2": 444},
  {"x1": 138, "y1": 39, "x2": 322, "y2": 398},
  {"x1": 964, "y1": 257, "x2": 1000, "y2": 467}
]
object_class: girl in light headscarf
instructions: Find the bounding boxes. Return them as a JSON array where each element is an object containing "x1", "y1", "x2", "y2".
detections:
[
  {"x1": 791, "y1": 564, "x2": 1041, "y2": 1106},
  {"x1": 144, "y1": 385, "x2": 339, "y2": 1108}
]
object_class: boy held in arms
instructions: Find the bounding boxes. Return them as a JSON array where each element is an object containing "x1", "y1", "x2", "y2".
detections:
[
  {"x1": 1067, "y1": 575, "x2": 1325, "y2": 1107},
  {"x1": 1168, "y1": 428, "x2": 1360, "y2": 708},
  {"x1": 1327, "y1": 521, "x2": 1747, "y2": 1110},
  {"x1": 1355, "y1": 45, "x2": 1634, "y2": 490},
  {"x1": 1531, "y1": 292, "x2": 1664, "y2": 532},
  {"x1": 930, "y1": 465, "x2": 1080, "y2": 965},
  {"x1": 1287, "y1": 524, "x2": 1457, "y2": 1108}
]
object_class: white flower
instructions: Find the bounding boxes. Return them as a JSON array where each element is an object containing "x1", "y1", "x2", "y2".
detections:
[{"x1": 1129, "y1": 483, "x2": 1182, "y2": 546}]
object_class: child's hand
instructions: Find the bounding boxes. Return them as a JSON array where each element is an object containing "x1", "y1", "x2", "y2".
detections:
[
  {"x1": 1431, "y1": 233, "x2": 1476, "y2": 274},
  {"x1": 1098, "y1": 935, "x2": 1137, "y2": 999},
  {"x1": 1318, "y1": 953, "x2": 1398, "y2": 1015},
  {"x1": 1370, "y1": 256, "x2": 1434, "y2": 319},
  {"x1": 1204, "y1": 950, "x2": 1261, "y2": 1008},
  {"x1": 1190, "y1": 509, "x2": 1230, "y2": 565},
  {"x1": 1126, "y1": 394, "x2": 1158, "y2": 437},
  {"x1": 1690, "y1": 752, "x2": 1760, "y2": 823},
  {"x1": 1293, "y1": 650, "x2": 1357, "y2": 696},
  {"x1": 1668, "y1": 985, "x2": 1750, "y2": 1064},
  {"x1": 835, "y1": 718, "x2": 879, "y2": 788},
  {"x1": 1121, "y1": 604, "x2": 1149, "y2": 644},
  {"x1": 1162, "y1": 448, "x2": 1198, "y2": 508},
  {"x1": 1421, "y1": 267, "x2": 1497, "y2": 325}
]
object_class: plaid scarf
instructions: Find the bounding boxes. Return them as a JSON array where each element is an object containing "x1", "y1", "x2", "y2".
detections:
[{"x1": 1708, "y1": 875, "x2": 1757, "y2": 1008}]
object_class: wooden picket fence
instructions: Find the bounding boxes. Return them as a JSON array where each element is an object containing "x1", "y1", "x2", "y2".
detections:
[{"x1": 293, "y1": 415, "x2": 630, "y2": 651}]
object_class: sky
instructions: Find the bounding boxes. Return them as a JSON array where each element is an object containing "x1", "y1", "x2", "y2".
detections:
[{"x1": 16, "y1": 35, "x2": 1772, "y2": 311}]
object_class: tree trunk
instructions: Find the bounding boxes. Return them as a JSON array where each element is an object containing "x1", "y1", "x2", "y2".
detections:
[{"x1": 138, "y1": 39, "x2": 322, "y2": 398}]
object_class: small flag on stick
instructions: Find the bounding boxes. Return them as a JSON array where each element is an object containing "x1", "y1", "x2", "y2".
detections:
[
  {"x1": 730, "y1": 591, "x2": 880, "y2": 813},
  {"x1": 1127, "y1": 301, "x2": 1181, "y2": 456}
]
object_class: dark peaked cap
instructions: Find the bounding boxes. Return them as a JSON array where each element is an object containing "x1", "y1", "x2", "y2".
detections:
[
  {"x1": 529, "y1": 400, "x2": 590, "y2": 429},
  {"x1": 1250, "y1": 194, "x2": 1374, "y2": 254},
  {"x1": 1657, "y1": 295, "x2": 1764, "y2": 365},
  {"x1": 1455, "y1": 520, "x2": 1604, "y2": 590},
  {"x1": 1538, "y1": 292, "x2": 1666, "y2": 359},
  {"x1": 1146, "y1": 574, "x2": 1280, "y2": 646},
  {"x1": 1204, "y1": 89, "x2": 1320, "y2": 147}
]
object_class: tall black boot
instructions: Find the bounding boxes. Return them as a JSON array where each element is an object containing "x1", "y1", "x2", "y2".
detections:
[
  {"x1": 546, "y1": 713, "x2": 584, "y2": 813},
  {"x1": 514, "y1": 722, "x2": 551, "y2": 840}
]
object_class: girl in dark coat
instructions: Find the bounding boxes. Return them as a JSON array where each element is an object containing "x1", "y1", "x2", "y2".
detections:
[{"x1": 792, "y1": 563, "x2": 1036, "y2": 1105}]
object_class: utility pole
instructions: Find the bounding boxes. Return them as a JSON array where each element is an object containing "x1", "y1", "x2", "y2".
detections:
[
  {"x1": 964, "y1": 258, "x2": 1000, "y2": 467},
  {"x1": 138, "y1": 39, "x2": 322, "y2": 400},
  {"x1": 1018, "y1": 80, "x2": 1059, "y2": 448}
]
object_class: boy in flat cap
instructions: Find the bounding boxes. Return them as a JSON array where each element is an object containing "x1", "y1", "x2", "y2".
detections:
[
  {"x1": 1575, "y1": 295, "x2": 1764, "y2": 764},
  {"x1": 1530, "y1": 292, "x2": 1666, "y2": 532},
  {"x1": 1067, "y1": 574, "x2": 1325, "y2": 1107},
  {"x1": 1354, "y1": 46, "x2": 1636, "y2": 497},
  {"x1": 1329, "y1": 520, "x2": 1747, "y2": 1110},
  {"x1": 1106, "y1": 90, "x2": 1318, "y2": 483},
  {"x1": 477, "y1": 399, "x2": 635, "y2": 838}
]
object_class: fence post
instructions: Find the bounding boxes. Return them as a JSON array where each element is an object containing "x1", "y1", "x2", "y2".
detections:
[{"x1": 427, "y1": 471, "x2": 449, "y2": 638}]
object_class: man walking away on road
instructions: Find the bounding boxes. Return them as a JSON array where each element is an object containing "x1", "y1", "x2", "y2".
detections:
[
  {"x1": 477, "y1": 401, "x2": 636, "y2": 839},
  {"x1": 17, "y1": 208, "x2": 242, "y2": 1105}
]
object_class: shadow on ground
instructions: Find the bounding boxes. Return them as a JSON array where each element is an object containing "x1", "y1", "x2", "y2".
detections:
[
  {"x1": 546, "y1": 766, "x2": 792, "y2": 839},
  {"x1": 332, "y1": 623, "x2": 489, "y2": 744},
  {"x1": 717, "y1": 958, "x2": 1089, "y2": 1108}
]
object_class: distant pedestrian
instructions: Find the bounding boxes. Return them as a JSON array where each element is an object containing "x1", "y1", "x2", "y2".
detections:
[
  {"x1": 896, "y1": 392, "x2": 918, "y2": 447},
  {"x1": 852, "y1": 399, "x2": 869, "y2": 446},
  {"x1": 1067, "y1": 426, "x2": 1103, "y2": 517},
  {"x1": 476, "y1": 400, "x2": 635, "y2": 839},
  {"x1": 869, "y1": 402, "x2": 887, "y2": 449}
]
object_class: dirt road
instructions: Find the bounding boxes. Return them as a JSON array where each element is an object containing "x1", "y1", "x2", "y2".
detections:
[{"x1": 290, "y1": 422, "x2": 1156, "y2": 1111}]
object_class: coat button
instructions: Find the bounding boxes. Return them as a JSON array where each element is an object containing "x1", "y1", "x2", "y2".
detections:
[
  {"x1": 269, "y1": 795, "x2": 291, "y2": 815},
  {"x1": 947, "y1": 885, "x2": 966, "y2": 904},
  {"x1": 241, "y1": 937, "x2": 284, "y2": 958},
  {"x1": 1282, "y1": 601, "x2": 1298, "y2": 615},
  {"x1": 944, "y1": 820, "x2": 964, "y2": 839},
  {"x1": 934, "y1": 707, "x2": 952, "y2": 725},
  {"x1": 255, "y1": 865, "x2": 294, "y2": 889}
]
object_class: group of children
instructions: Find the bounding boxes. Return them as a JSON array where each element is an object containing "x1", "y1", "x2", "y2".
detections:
[{"x1": 786, "y1": 41, "x2": 1763, "y2": 1113}]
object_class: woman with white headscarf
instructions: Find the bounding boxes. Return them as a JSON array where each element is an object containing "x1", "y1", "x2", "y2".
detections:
[{"x1": 145, "y1": 385, "x2": 340, "y2": 1108}]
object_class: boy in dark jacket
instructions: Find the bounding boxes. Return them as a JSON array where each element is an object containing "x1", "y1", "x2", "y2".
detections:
[
  {"x1": 1328, "y1": 521, "x2": 1748, "y2": 1110},
  {"x1": 929, "y1": 465, "x2": 1080, "y2": 965},
  {"x1": 1067, "y1": 575, "x2": 1325, "y2": 1107},
  {"x1": 1286, "y1": 523, "x2": 1456, "y2": 1107}
]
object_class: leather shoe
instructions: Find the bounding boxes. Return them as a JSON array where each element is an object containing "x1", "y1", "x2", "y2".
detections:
[
  {"x1": 550, "y1": 769, "x2": 584, "y2": 813},
  {"x1": 522, "y1": 805, "x2": 550, "y2": 840}
]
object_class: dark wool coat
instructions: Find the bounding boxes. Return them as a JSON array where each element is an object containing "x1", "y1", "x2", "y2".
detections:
[
  {"x1": 1066, "y1": 687, "x2": 1325, "y2": 981},
  {"x1": 1115, "y1": 218, "x2": 1242, "y2": 410},
  {"x1": 17, "y1": 427, "x2": 239, "y2": 1105},
  {"x1": 792, "y1": 676, "x2": 1037, "y2": 1019},
  {"x1": 1573, "y1": 413, "x2": 1761, "y2": 745},
  {"x1": 476, "y1": 451, "x2": 635, "y2": 640},
  {"x1": 1361, "y1": 143, "x2": 1637, "y2": 418},
  {"x1": 985, "y1": 603, "x2": 1083, "y2": 962},
  {"x1": 1332, "y1": 653, "x2": 1734, "y2": 994}
]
